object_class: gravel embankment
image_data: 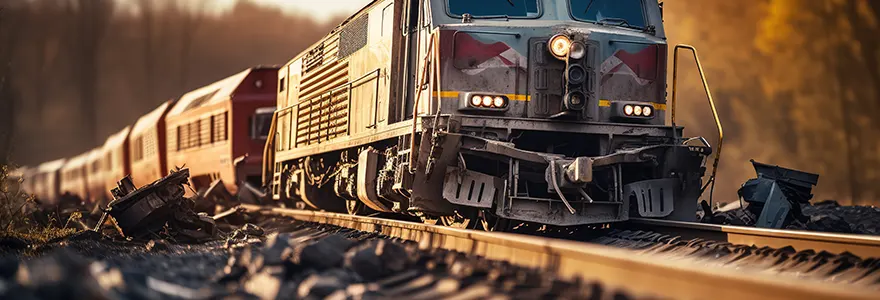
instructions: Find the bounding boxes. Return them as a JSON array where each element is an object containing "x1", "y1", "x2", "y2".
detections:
[{"x1": 0, "y1": 219, "x2": 641, "y2": 299}]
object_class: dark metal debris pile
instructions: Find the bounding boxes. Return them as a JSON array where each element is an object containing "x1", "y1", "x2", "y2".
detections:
[
  {"x1": 589, "y1": 230, "x2": 880, "y2": 288},
  {"x1": 699, "y1": 160, "x2": 880, "y2": 235},
  {"x1": 0, "y1": 219, "x2": 643, "y2": 300}
]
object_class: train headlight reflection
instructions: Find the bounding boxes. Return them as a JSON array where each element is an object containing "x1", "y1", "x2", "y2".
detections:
[
  {"x1": 643, "y1": 106, "x2": 653, "y2": 117},
  {"x1": 624, "y1": 105, "x2": 634, "y2": 116}
]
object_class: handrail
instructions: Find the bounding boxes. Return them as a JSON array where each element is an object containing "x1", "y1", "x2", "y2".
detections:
[{"x1": 671, "y1": 44, "x2": 723, "y2": 206}]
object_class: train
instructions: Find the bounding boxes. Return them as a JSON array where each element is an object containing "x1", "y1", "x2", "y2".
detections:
[
  {"x1": 11, "y1": 0, "x2": 723, "y2": 231},
  {"x1": 14, "y1": 67, "x2": 277, "y2": 208}
]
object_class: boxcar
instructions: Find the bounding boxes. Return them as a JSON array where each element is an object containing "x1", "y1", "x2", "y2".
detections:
[
  {"x1": 59, "y1": 152, "x2": 91, "y2": 202},
  {"x1": 129, "y1": 100, "x2": 175, "y2": 188},
  {"x1": 85, "y1": 148, "x2": 107, "y2": 204},
  {"x1": 32, "y1": 159, "x2": 66, "y2": 206},
  {"x1": 102, "y1": 127, "x2": 131, "y2": 200},
  {"x1": 165, "y1": 67, "x2": 277, "y2": 194}
]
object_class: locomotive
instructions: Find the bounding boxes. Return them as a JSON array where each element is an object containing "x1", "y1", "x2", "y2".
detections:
[{"x1": 264, "y1": 0, "x2": 722, "y2": 228}]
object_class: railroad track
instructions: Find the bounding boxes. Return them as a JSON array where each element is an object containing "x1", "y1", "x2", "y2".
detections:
[
  {"x1": 623, "y1": 218, "x2": 880, "y2": 258},
  {"x1": 237, "y1": 204, "x2": 878, "y2": 299}
]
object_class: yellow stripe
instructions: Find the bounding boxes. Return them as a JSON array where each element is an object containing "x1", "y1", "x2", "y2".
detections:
[
  {"x1": 599, "y1": 99, "x2": 611, "y2": 107},
  {"x1": 434, "y1": 91, "x2": 460, "y2": 98},
  {"x1": 433, "y1": 91, "x2": 530, "y2": 102}
]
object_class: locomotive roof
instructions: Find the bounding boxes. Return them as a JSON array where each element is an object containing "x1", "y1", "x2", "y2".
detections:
[
  {"x1": 37, "y1": 159, "x2": 66, "y2": 173},
  {"x1": 104, "y1": 126, "x2": 131, "y2": 150},
  {"x1": 131, "y1": 100, "x2": 174, "y2": 137},
  {"x1": 167, "y1": 68, "x2": 253, "y2": 118},
  {"x1": 61, "y1": 152, "x2": 91, "y2": 170}
]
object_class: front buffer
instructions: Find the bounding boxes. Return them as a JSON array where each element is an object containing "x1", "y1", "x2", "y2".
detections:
[{"x1": 408, "y1": 116, "x2": 710, "y2": 227}]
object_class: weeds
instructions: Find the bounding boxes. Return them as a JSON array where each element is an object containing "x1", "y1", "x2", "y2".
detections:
[{"x1": 1, "y1": 163, "x2": 78, "y2": 243}]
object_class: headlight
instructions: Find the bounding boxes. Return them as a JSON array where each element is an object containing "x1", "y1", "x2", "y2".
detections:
[
  {"x1": 564, "y1": 91, "x2": 586, "y2": 110},
  {"x1": 471, "y1": 95, "x2": 482, "y2": 107},
  {"x1": 461, "y1": 93, "x2": 510, "y2": 111},
  {"x1": 570, "y1": 42, "x2": 586, "y2": 60},
  {"x1": 493, "y1": 96, "x2": 505, "y2": 108},
  {"x1": 567, "y1": 65, "x2": 586, "y2": 85},
  {"x1": 481, "y1": 96, "x2": 493, "y2": 107},
  {"x1": 548, "y1": 35, "x2": 571, "y2": 59},
  {"x1": 616, "y1": 102, "x2": 656, "y2": 119}
]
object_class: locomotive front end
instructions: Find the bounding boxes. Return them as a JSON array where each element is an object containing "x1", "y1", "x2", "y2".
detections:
[{"x1": 409, "y1": 0, "x2": 711, "y2": 226}]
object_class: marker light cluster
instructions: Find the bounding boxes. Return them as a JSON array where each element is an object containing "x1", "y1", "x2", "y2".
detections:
[
  {"x1": 623, "y1": 104, "x2": 653, "y2": 117},
  {"x1": 470, "y1": 95, "x2": 508, "y2": 109}
]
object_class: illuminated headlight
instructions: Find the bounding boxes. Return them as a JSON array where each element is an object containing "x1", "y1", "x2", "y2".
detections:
[
  {"x1": 471, "y1": 95, "x2": 482, "y2": 107},
  {"x1": 570, "y1": 42, "x2": 586, "y2": 60},
  {"x1": 461, "y1": 93, "x2": 509, "y2": 111},
  {"x1": 548, "y1": 34, "x2": 571, "y2": 59},
  {"x1": 619, "y1": 103, "x2": 655, "y2": 119},
  {"x1": 481, "y1": 96, "x2": 493, "y2": 107},
  {"x1": 493, "y1": 96, "x2": 505, "y2": 108}
]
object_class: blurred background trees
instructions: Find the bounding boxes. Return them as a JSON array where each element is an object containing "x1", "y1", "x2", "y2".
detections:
[
  {"x1": 667, "y1": 0, "x2": 880, "y2": 205},
  {"x1": 1, "y1": 0, "x2": 879, "y2": 205},
  {"x1": 0, "y1": 0, "x2": 339, "y2": 165}
]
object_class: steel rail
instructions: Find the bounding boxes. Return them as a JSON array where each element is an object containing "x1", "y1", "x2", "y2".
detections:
[
  {"x1": 626, "y1": 218, "x2": 880, "y2": 258},
  {"x1": 239, "y1": 204, "x2": 878, "y2": 300}
]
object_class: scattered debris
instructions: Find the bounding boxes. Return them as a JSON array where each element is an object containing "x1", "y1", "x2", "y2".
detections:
[
  {"x1": 737, "y1": 160, "x2": 819, "y2": 228},
  {"x1": 96, "y1": 168, "x2": 218, "y2": 243},
  {"x1": 701, "y1": 160, "x2": 821, "y2": 229}
]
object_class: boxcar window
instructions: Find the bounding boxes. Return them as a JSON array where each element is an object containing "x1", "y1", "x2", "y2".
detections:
[
  {"x1": 447, "y1": 0, "x2": 539, "y2": 18},
  {"x1": 250, "y1": 110, "x2": 274, "y2": 140},
  {"x1": 570, "y1": 0, "x2": 646, "y2": 28}
]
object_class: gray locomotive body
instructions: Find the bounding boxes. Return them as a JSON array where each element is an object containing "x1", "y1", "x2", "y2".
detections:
[{"x1": 266, "y1": 0, "x2": 711, "y2": 228}]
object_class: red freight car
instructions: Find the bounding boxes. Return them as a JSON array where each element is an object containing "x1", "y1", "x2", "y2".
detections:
[
  {"x1": 129, "y1": 100, "x2": 175, "y2": 188},
  {"x1": 102, "y1": 127, "x2": 131, "y2": 200},
  {"x1": 165, "y1": 67, "x2": 277, "y2": 194},
  {"x1": 32, "y1": 159, "x2": 66, "y2": 206},
  {"x1": 59, "y1": 152, "x2": 91, "y2": 203},
  {"x1": 85, "y1": 148, "x2": 107, "y2": 204}
]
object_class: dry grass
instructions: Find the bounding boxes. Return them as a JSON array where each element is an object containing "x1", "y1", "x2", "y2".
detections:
[{"x1": 1, "y1": 163, "x2": 80, "y2": 244}]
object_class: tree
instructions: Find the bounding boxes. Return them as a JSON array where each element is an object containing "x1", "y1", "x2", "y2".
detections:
[{"x1": 68, "y1": 0, "x2": 114, "y2": 146}]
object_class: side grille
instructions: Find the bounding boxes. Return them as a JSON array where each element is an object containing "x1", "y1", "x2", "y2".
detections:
[{"x1": 296, "y1": 34, "x2": 350, "y2": 147}]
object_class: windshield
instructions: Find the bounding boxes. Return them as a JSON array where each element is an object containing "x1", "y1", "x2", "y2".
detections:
[
  {"x1": 570, "y1": 0, "x2": 647, "y2": 28},
  {"x1": 447, "y1": 0, "x2": 540, "y2": 18}
]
